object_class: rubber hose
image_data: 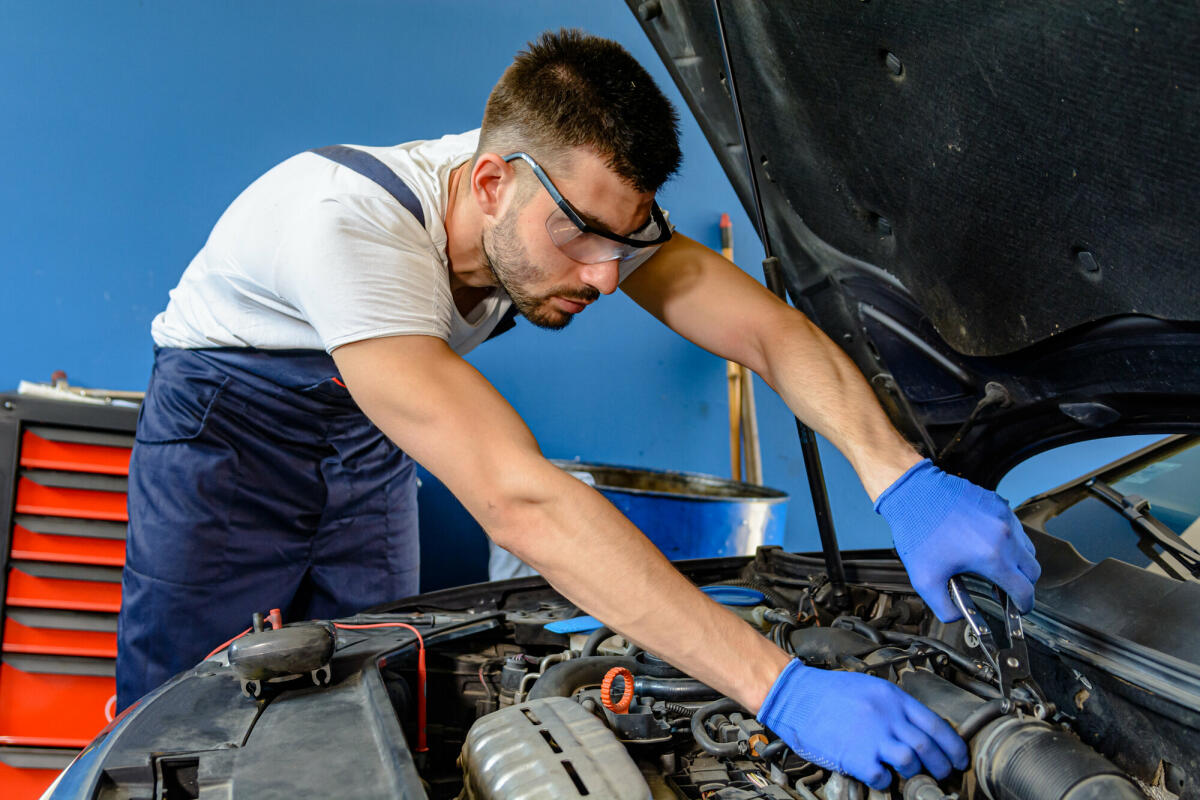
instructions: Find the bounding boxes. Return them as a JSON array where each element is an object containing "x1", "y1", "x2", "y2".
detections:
[
  {"x1": 831, "y1": 615, "x2": 885, "y2": 644},
  {"x1": 758, "y1": 738, "x2": 790, "y2": 763},
  {"x1": 579, "y1": 626, "x2": 615, "y2": 658},
  {"x1": 632, "y1": 651, "x2": 684, "y2": 677},
  {"x1": 880, "y1": 630, "x2": 995, "y2": 680},
  {"x1": 712, "y1": 579, "x2": 795, "y2": 612},
  {"x1": 691, "y1": 698, "x2": 748, "y2": 758},
  {"x1": 633, "y1": 676, "x2": 721, "y2": 700},
  {"x1": 956, "y1": 697, "x2": 1012, "y2": 740},
  {"x1": 954, "y1": 673, "x2": 1002, "y2": 700},
  {"x1": 527, "y1": 657, "x2": 637, "y2": 700}
]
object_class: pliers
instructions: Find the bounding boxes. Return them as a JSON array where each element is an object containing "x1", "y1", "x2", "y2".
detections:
[{"x1": 947, "y1": 576, "x2": 1050, "y2": 713}]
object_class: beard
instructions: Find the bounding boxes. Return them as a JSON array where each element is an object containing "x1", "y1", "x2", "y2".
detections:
[{"x1": 481, "y1": 205, "x2": 599, "y2": 330}]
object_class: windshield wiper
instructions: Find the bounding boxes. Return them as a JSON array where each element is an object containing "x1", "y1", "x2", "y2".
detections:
[{"x1": 1085, "y1": 478, "x2": 1200, "y2": 581}]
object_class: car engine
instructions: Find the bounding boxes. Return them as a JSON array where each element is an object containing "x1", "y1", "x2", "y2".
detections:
[{"x1": 404, "y1": 565, "x2": 1150, "y2": 800}]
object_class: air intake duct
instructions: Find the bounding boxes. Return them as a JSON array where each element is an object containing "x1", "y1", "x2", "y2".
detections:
[{"x1": 973, "y1": 716, "x2": 1142, "y2": 800}]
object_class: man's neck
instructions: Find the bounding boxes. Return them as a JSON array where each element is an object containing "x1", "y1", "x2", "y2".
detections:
[{"x1": 443, "y1": 161, "x2": 491, "y2": 294}]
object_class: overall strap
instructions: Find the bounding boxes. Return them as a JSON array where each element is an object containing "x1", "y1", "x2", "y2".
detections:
[
  {"x1": 309, "y1": 145, "x2": 426, "y2": 227},
  {"x1": 311, "y1": 144, "x2": 523, "y2": 343},
  {"x1": 484, "y1": 305, "x2": 520, "y2": 342}
]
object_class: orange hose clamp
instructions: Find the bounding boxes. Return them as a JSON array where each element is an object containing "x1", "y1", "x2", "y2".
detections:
[{"x1": 600, "y1": 666, "x2": 634, "y2": 714}]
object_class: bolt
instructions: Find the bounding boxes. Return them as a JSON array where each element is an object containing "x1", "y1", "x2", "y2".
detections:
[
  {"x1": 2, "y1": 401, "x2": 12, "y2": 410},
  {"x1": 1006, "y1": 656, "x2": 1020, "y2": 668},
  {"x1": 875, "y1": 215, "x2": 892, "y2": 235},
  {"x1": 884, "y1": 52, "x2": 903, "y2": 76}
]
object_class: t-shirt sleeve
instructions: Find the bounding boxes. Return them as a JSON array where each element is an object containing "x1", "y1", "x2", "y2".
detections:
[
  {"x1": 617, "y1": 243, "x2": 661, "y2": 284},
  {"x1": 271, "y1": 193, "x2": 454, "y2": 352}
]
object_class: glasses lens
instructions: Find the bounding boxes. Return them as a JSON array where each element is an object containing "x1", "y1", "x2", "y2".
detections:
[
  {"x1": 625, "y1": 215, "x2": 663, "y2": 243},
  {"x1": 545, "y1": 207, "x2": 656, "y2": 264},
  {"x1": 546, "y1": 206, "x2": 585, "y2": 248}
]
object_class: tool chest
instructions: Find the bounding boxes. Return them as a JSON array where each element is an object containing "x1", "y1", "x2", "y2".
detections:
[{"x1": 0, "y1": 394, "x2": 137, "y2": 799}]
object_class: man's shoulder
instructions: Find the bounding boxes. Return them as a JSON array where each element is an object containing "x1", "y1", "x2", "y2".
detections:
[{"x1": 365, "y1": 129, "x2": 480, "y2": 179}]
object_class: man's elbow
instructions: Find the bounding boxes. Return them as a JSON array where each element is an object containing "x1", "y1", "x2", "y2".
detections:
[{"x1": 466, "y1": 465, "x2": 571, "y2": 557}]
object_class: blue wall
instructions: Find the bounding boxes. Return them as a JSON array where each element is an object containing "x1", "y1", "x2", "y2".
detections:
[{"x1": 0, "y1": 2, "x2": 1157, "y2": 591}]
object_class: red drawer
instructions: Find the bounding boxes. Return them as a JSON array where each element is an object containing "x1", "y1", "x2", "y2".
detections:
[
  {"x1": 2, "y1": 618, "x2": 117, "y2": 659},
  {"x1": 0, "y1": 759, "x2": 65, "y2": 800},
  {"x1": 5, "y1": 568, "x2": 121, "y2": 614},
  {"x1": 14, "y1": 479, "x2": 127, "y2": 522},
  {"x1": 10, "y1": 524, "x2": 125, "y2": 568},
  {"x1": 0, "y1": 662, "x2": 113, "y2": 747},
  {"x1": 19, "y1": 431, "x2": 130, "y2": 476}
]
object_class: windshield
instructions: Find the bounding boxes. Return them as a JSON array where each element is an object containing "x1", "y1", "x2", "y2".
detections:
[{"x1": 1042, "y1": 438, "x2": 1200, "y2": 578}]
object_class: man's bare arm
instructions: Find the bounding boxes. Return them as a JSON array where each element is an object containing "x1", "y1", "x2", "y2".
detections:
[
  {"x1": 332, "y1": 334, "x2": 791, "y2": 711},
  {"x1": 621, "y1": 233, "x2": 920, "y2": 500}
]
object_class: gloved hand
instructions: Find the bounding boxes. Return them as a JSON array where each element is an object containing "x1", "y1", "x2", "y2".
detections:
[
  {"x1": 757, "y1": 659, "x2": 967, "y2": 790},
  {"x1": 875, "y1": 459, "x2": 1042, "y2": 621}
]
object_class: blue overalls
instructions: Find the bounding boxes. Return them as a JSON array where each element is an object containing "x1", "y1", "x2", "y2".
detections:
[
  {"x1": 116, "y1": 146, "x2": 494, "y2": 710},
  {"x1": 116, "y1": 348, "x2": 418, "y2": 709}
]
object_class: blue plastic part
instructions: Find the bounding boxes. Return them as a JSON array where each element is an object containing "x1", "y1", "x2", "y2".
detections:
[
  {"x1": 701, "y1": 585, "x2": 766, "y2": 606},
  {"x1": 543, "y1": 615, "x2": 603, "y2": 634},
  {"x1": 544, "y1": 586, "x2": 768, "y2": 633}
]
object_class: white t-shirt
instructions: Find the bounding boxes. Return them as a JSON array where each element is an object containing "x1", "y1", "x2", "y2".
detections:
[{"x1": 151, "y1": 130, "x2": 655, "y2": 357}]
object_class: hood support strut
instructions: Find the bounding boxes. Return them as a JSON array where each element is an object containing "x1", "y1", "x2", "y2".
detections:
[{"x1": 712, "y1": 0, "x2": 848, "y2": 609}]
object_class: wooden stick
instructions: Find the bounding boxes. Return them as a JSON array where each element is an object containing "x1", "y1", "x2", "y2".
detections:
[
  {"x1": 721, "y1": 214, "x2": 744, "y2": 480},
  {"x1": 721, "y1": 213, "x2": 763, "y2": 484},
  {"x1": 741, "y1": 364, "x2": 762, "y2": 484},
  {"x1": 727, "y1": 359, "x2": 742, "y2": 481}
]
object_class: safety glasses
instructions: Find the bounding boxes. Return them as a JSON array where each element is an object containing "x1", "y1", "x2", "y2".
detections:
[{"x1": 502, "y1": 152, "x2": 671, "y2": 264}]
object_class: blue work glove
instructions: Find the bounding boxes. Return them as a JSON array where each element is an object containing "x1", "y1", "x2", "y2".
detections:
[
  {"x1": 875, "y1": 459, "x2": 1042, "y2": 621},
  {"x1": 758, "y1": 659, "x2": 968, "y2": 790}
]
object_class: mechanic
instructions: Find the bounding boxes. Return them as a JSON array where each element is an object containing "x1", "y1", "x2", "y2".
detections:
[{"x1": 117, "y1": 30, "x2": 1041, "y2": 790}]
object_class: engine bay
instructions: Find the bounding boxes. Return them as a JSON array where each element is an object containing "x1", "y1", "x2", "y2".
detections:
[
  {"x1": 67, "y1": 545, "x2": 1198, "y2": 800},
  {"x1": 383, "y1": 547, "x2": 1187, "y2": 800}
]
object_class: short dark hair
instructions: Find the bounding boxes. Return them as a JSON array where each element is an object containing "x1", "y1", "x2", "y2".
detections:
[{"x1": 478, "y1": 29, "x2": 681, "y2": 193}]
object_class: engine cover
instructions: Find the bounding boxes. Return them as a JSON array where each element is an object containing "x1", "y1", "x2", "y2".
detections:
[{"x1": 460, "y1": 696, "x2": 651, "y2": 800}]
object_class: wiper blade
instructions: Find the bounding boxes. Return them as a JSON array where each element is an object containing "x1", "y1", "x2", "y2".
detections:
[{"x1": 1085, "y1": 478, "x2": 1200, "y2": 580}]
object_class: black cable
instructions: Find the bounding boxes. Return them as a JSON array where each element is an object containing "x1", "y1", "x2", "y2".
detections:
[{"x1": 662, "y1": 701, "x2": 697, "y2": 718}]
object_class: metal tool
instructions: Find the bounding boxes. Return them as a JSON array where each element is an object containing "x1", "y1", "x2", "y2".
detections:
[{"x1": 948, "y1": 576, "x2": 1050, "y2": 713}]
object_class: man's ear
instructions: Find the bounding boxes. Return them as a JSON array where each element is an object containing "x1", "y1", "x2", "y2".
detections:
[{"x1": 471, "y1": 153, "x2": 514, "y2": 219}]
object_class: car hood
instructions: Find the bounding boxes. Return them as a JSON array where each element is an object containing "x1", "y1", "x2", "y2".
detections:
[{"x1": 630, "y1": 0, "x2": 1200, "y2": 486}]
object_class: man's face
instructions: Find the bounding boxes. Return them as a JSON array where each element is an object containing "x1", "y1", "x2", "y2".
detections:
[{"x1": 480, "y1": 148, "x2": 656, "y2": 330}]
